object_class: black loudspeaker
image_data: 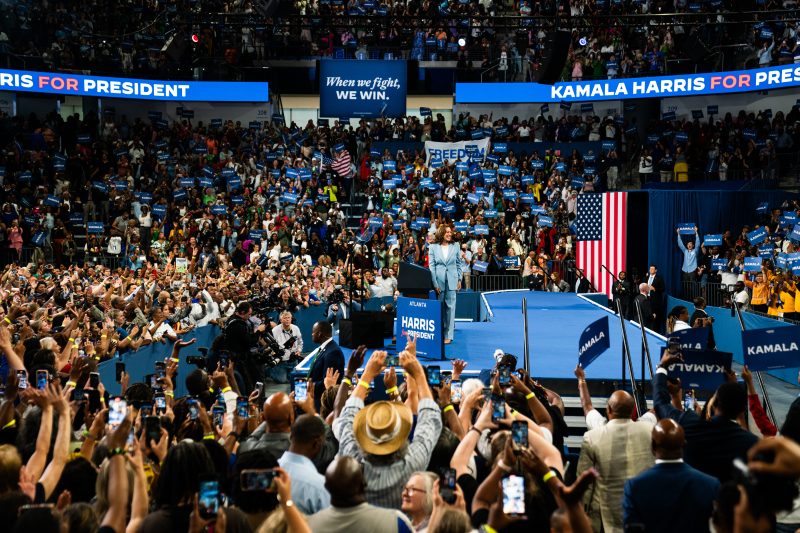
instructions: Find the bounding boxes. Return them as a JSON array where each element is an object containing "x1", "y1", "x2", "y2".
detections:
[
  {"x1": 339, "y1": 311, "x2": 385, "y2": 348},
  {"x1": 537, "y1": 30, "x2": 572, "y2": 85}
]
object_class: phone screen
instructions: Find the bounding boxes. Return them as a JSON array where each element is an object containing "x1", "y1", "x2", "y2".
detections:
[
  {"x1": 188, "y1": 399, "x2": 199, "y2": 420},
  {"x1": 426, "y1": 366, "x2": 441, "y2": 386},
  {"x1": 198, "y1": 480, "x2": 219, "y2": 519},
  {"x1": 294, "y1": 379, "x2": 308, "y2": 402},
  {"x1": 450, "y1": 380, "x2": 462, "y2": 402},
  {"x1": 491, "y1": 395, "x2": 505, "y2": 422},
  {"x1": 17, "y1": 370, "x2": 28, "y2": 389},
  {"x1": 108, "y1": 397, "x2": 127, "y2": 429},
  {"x1": 115, "y1": 362, "x2": 125, "y2": 383},
  {"x1": 89, "y1": 372, "x2": 100, "y2": 389},
  {"x1": 140, "y1": 404, "x2": 153, "y2": 417},
  {"x1": 482, "y1": 387, "x2": 491, "y2": 400},
  {"x1": 145, "y1": 416, "x2": 161, "y2": 443},
  {"x1": 236, "y1": 398, "x2": 249, "y2": 419},
  {"x1": 36, "y1": 370, "x2": 48, "y2": 390},
  {"x1": 498, "y1": 365, "x2": 511, "y2": 386},
  {"x1": 155, "y1": 395, "x2": 166, "y2": 413},
  {"x1": 512, "y1": 421, "x2": 528, "y2": 448},
  {"x1": 212, "y1": 406, "x2": 225, "y2": 428},
  {"x1": 240, "y1": 469, "x2": 277, "y2": 492},
  {"x1": 502, "y1": 475, "x2": 526, "y2": 516},
  {"x1": 684, "y1": 393, "x2": 694, "y2": 411}
]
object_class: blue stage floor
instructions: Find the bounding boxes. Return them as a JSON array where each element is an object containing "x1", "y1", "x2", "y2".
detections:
[{"x1": 298, "y1": 291, "x2": 666, "y2": 381}]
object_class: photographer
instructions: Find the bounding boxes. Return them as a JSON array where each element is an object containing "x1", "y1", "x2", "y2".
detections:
[
  {"x1": 690, "y1": 297, "x2": 716, "y2": 349},
  {"x1": 223, "y1": 301, "x2": 267, "y2": 392},
  {"x1": 269, "y1": 311, "x2": 303, "y2": 384},
  {"x1": 612, "y1": 270, "x2": 633, "y2": 318}
]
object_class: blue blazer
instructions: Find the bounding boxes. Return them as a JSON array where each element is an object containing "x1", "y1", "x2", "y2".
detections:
[
  {"x1": 624, "y1": 461, "x2": 720, "y2": 533},
  {"x1": 428, "y1": 243, "x2": 464, "y2": 292},
  {"x1": 308, "y1": 339, "x2": 344, "y2": 409}
]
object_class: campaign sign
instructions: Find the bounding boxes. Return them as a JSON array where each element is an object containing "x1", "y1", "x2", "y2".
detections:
[
  {"x1": 281, "y1": 192, "x2": 299, "y2": 205},
  {"x1": 151, "y1": 204, "x2": 167, "y2": 218},
  {"x1": 791, "y1": 224, "x2": 800, "y2": 242},
  {"x1": 454, "y1": 221, "x2": 469, "y2": 233},
  {"x1": 484, "y1": 209, "x2": 498, "y2": 218},
  {"x1": 473, "y1": 260, "x2": 489, "y2": 273},
  {"x1": 467, "y1": 193, "x2": 481, "y2": 205},
  {"x1": 538, "y1": 215, "x2": 553, "y2": 227},
  {"x1": 703, "y1": 234, "x2": 722, "y2": 246},
  {"x1": 173, "y1": 189, "x2": 187, "y2": 202},
  {"x1": 711, "y1": 258, "x2": 728, "y2": 271},
  {"x1": 494, "y1": 143, "x2": 508, "y2": 153},
  {"x1": 382, "y1": 180, "x2": 396, "y2": 189},
  {"x1": 520, "y1": 193, "x2": 535, "y2": 203},
  {"x1": 503, "y1": 256, "x2": 520, "y2": 269},
  {"x1": 670, "y1": 327, "x2": 710, "y2": 350},
  {"x1": 578, "y1": 316, "x2": 610, "y2": 369},
  {"x1": 759, "y1": 245, "x2": 775, "y2": 259},
  {"x1": 743, "y1": 257, "x2": 763, "y2": 272},
  {"x1": 498, "y1": 165, "x2": 514, "y2": 176},
  {"x1": 211, "y1": 205, "x2": 227, "y2": 215},
  {"x1": 747, "y1": 226, "x2": 768, "y2": 245},
  {"x1": 369, "y1": 217, "x2": 384, "y2": 228},
  {"x1": 249, "y1": 230, "x2": 263, "y2": 242},
  {"x1": 474, "y1": 224, "x2": 489, "y2": 235},
  {"x1": 665, "y1": 349, "x2": 733, "y2": 391},
  {"x1": 43, "y1": 195, "x2": 60, "y2": 208},
  {"x1": 87, "y1": 222, "x2": 104, "y2": 234},
  {"x1": 677, "y1": 223, "x2": 696, "y2": 235},
  {"x1": 531, "y1": 205, "x2": 546, "y2": 215},
  {"x1": 756, "y1": 201, "x2": 769, "y2": 214},
  {"x1": 742, "y1": 326, "x2": 800, "y2": 371},
  {"x1": 395, "y1": 297, "x2": 443, "y2": 358},
  {"x1": 320, "y1": 60, "x2": 407, "y2": 118}
]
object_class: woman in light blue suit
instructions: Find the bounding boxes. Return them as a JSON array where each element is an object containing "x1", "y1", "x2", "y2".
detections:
[{"x1": 428, "y1": 224, "x2": 464, "y2": 344}]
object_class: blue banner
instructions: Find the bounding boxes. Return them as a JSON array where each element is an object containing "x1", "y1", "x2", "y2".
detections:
[
  {"x1": 320, "y1": 60, "x2": 407, "y2": 118},
  {"x1": 473, "y1": 260, "x2": 489, "y2": 273},
  {"x1": 677, "y1": 223, "x2": 696, "y2": 235},
  {"x1": 742, "y1": 326, "x2": 800, "y2": 371},
  {"x1": 210, "y1": 205, "x2": 227, "y2": 215},
  {"x1": 484, "y1": 209, "x2": 498, "y2": 219},
  {"x1": 670, "y1": 327, "x2": 710, "y2": 350},
  {"x1": 711, "y1": 258, "x2": 728, "y2": 271},
  {"x1": 87, "y1": 222, "x2": 104, "y2": 234},
  {"x1": 503, "y1": 256, "x2": 520, "y2": 269},
  {"x1": 664, "y1": 349, "x2": 733, "y2": 391},
  {"x1": 703, "y1": 234, "x2": 723, "y2": 246},
  {"x1": 395, "y1": 297, "x2": 443, "y2": 358},
  {"x1": 578, "y1": 316, "x2": 610, "y2": 369},
  {"x1": 43, "y1": 195, "x2": 60, "y2": 208},
  {"x1": 456, "y1": 64, "x2": 800, "y2": 103},
  {"x1": 747, "y1": 227, "x2": 769, "y2": 245},
  {"x1": 474, "y1": 224, "x2": 489, "y2": 235},
  {"x1": 151, "y1": 204, "x2": 166, "y2": 218},
  {"x1": 791, "y1": 224, "x2": 800, "y2": 242},
  {"x1": 0, "y1": 68, "x2": 268, "y2": 101},
  {"x1": 743, "y1": 257, "x2": 763, "y2": 272},
  {"x1": 538, "y1": 215, "x2": 553, "y2": 227}
]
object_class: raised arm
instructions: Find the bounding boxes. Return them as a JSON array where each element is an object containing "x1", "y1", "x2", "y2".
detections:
[
  {"x1": 100, "y1": 414, "x2": 132, "y2": 533},
  {"x1": 38, "y1": 383, "x2": 72, "y2": 501}
]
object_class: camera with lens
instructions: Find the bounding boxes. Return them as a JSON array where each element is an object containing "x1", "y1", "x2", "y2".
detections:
[{"x1": 328, "y1": 288, "x2": 345, "y2": 305}]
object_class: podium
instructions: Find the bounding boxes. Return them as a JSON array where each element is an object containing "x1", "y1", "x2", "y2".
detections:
[
  {"x1": 397, "y1": 261, "x2": 434, "y2": 299},
  {"x1": 395, "y1": 262, "x2": 444, "y2": 360}
]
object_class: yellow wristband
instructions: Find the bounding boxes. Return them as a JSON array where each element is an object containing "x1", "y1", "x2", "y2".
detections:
[
  {"x1": 203, "y1": 434, "x2": 215, "y2": 441},
  {"x1": 342, "y1": 377, "x2": 352, "y2": 386},
  {"x1": 525, "y1": 392, "x2": 535, "y2": 400},
  {"x1": 171, "y1": 357, "x2": 179, "y2": 363},
  {"x1": 164, "y1": 391, "x2": 174, "y2": 397},
  {"x1": 3, "y1": 317, "x2": 11, "y2": 325},
  {"x1": 66, "y1": 381, "x2": 77, "y2": 388},
  {"x1": 385, "y1": 386, "x2": 398, "y2": 395},
  {"x1": 542, "y1": 470, "x2": 557, "y2": 483},
  {"x1": 101, "y1": 335, "x2": 108, "y2": 338},
  {"x1": 69, "y1": 338, "x2": 75, "y2": 343},
  {"x1": 221, "y1": 386, "x2": 232, "y2": 394},
  {"x1": 357, "y1": 380, "x2": 370, "y2": 390},
  {"x1": 482, "y1": 526, "x2": 498, "y2": 533},
  {"x1": 2, "y1": 419, "x2": 16, "y2": 429},
  {"x1": 100, "y1": 397, "x2": 106, "y2": 406},
  {"x1": 443, "y1": 404, "x2": 455, "y2": 413}
]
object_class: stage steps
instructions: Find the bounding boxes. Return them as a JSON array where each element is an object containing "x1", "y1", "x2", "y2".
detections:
[{"x1": 559, "y1": 395, "x2": 654, "y2": 454}]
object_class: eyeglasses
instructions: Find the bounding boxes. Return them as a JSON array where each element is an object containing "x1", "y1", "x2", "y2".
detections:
[{"x1": 402, "y1": 486, "x2": 426, "y2": 495}]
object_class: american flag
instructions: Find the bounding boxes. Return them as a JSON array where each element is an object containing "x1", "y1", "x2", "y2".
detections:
[
  {"x1": 321, "y1": 152, "x2": 333, "y2": 166},
  {"x1": 575, "y1": 192, "x2": 628, "y2": 298},
  {"x1": 332, "y1": 149, "x2": 352, "y2": 178}
]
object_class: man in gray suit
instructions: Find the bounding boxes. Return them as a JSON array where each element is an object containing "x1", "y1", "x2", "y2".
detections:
[
  {"x1": 428, "y1": 224, "x2": 464, "y2": 344},
  {"x1": 576, "y1": 390, "x2": 655, "y2": 533}
]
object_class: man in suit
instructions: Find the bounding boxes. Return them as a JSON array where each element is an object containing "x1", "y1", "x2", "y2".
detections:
[
  {"x1": 308, "y1": 320, "x2": 344, "y2": 410},
  {"x1": 654, "y1": 351, "x2": 759, "y2": 483},
  {"x1": 612, "y1": 270, "x2": 633, "y2": 318},
  {"x1": 646, "y1": 264, "x2": 665, "y2": 332},
  {"x1": 689, "y1": 296, "x2": 716, "y2": 349},
  {"x1": 634, "y1": 283, "x2": 656, "y2": 330},
  {"x1": 623, "y1": 419, "x2": 720, "y2": 533},
  {"x1": 574, "y1": 268, "x2": 593, "y2": 293},
  {"x1": 428, "y1": 224, "x2": 464, "y2": 344},
  {"x1": 577, "y1": 390, "x2": 655, "y2": 533}
]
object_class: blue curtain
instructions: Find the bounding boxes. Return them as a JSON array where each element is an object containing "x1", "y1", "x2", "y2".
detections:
[{"x1": 647, "y1": 190, "x2": 798, "y2": 298}]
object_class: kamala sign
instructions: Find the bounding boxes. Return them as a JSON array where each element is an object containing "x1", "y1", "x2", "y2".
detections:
[
  {"x1": 456, "y1": 64, "x2": 800, "y2": 103},
  {"x1": 0, "y1": 69, "x2": 268, "y2": 102},
  {"x1": 320, "y1": 60, "x2": 406, "y2": 118}
]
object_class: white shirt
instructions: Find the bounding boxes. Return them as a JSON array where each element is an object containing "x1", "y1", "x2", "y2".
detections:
[
  {"x1": 272, "y1": 323, "x2": 303, "y2": 361},
  {"x1": 586, "y1": 408, "x2": 657, "y2": 430}
]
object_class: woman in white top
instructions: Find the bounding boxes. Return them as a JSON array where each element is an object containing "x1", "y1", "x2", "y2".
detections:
[{"x1": 667, "y1": 305, "x2": 692, "y2": 333}]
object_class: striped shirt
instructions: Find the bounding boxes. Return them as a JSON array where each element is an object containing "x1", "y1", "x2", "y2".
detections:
[
  {"x1": 333, "y1": 397, "x2": 442, "y2": 509},
  {"x1": 332, "y1": 149, "x2": 352, "y2": 177}
]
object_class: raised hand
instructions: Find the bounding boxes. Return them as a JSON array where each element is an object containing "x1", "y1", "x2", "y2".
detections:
[
  {"x1": 557, "y1": 468, "x2": 598, "y2": 506},
  {"x1": 346, "y1": 344, "x2": 367, "y2": 378},
  {"x1": 324, "y1": 367, "x2": 340, "y2": 390},
  {"x1": 574, "y1": 364, "x2": 586, "y2": 381},
  {"x1": 452, "y1": 359, "x2": 467, "y2": 380}
]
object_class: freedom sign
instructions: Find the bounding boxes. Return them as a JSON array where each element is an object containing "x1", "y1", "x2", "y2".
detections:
[
  {"x1": 578, "y1": 316, "x2": 610, "y2": 369},
  {"x1": 395, "y1": 297, "x2": 443, "y2": 359},
  {"x1": 742, "y1": 326, "x2": 800, "y2": 371},
  {"x1": 424, "y1": 138, "x2": 490, "y2": 165},
  {"x1": 664, "y1": 349, "x2": 733, "y2": 391},
  {"x1": 320, "y1": 60, "x2": 406, "y2": 118}
]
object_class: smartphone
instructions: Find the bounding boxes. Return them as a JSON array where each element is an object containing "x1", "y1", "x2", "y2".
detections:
[
  {"x1": 482, "y1": 386, "x2": 492, "y2": 400},
  {"x1": 127, "y1": 428, "x2": 136, "y2": 451},
  {"x1": 294, "y1": 378, "x2": 308, "y2": 402},
  {"x1": 187, "y1": 399, "x2": 199, "y2": 420},
  {"x1": 212, "y1": 405, "x2": 225, "y2": 428},
  {"x1": 511, "y1": 420, "x2": 528, "y2": 448},
  {"x1": 108, "y1": 397, "x2": 127, "y2": 430},
  {"x1": 491, "y1": 394, "x2": 505, "y2": 422},
  {"x1": 145, "y1": 415, "x2": 161, "y2": 443},
  {"x1": 236, "y1": 397, "x2": 249, "y2": 419},
  {"x1": 154, "y1": 361, "x2": 166, "y2": 374},
  {"x1": 198, "y1": 478, "x2": 220, "y2": 519},
  {"x1": 154, "y1": 393, "x2": 167, "y2": 415},
  {"x1": 16, "y1": 370, "x2": 28, "y2": 389},
  {"x1": 36, "y1": 369, "x2": 48, "y2": 390},
  {"x1": 240, "y1": 469, "x2": 277, "y2": 492},
  {"x1": 498, "y1": 365, "x2": 511, "y2": 387},
  {"x1": 426, "y1": 365, "x2": 441, "y2": 387},
  {"x1": 219, "y1": 354, "x2": 229, "y2": 370},
  {"x1": 139, "y1": 403, "x2": 152, "y2": 417},
  {"x1": 440, "y1": 468, "x2": 457, "y2": 505},
  {"x1": 385, "y1": 354, "x2": 399, "y2": 367},
  {"x1": 115, "y1": 361, "x2": 125, "y2": 383},
  {"x1": 450, "y1": 380, "x2": 462, "y2": 402},
  {"x1": 71, "y1": 388, "x2": 85, "y2": 402},
  {"x1": 254, "y1": 381, "x2": 264, "y2": 400},
  {"x1": 87, "y1": 389, "x2": 101, "y2": 412},
  {"x1": 684, "y1": 391, "x2": 695, "y2": 412},
  {"x1": 502, "y1": 475, "x2": 526, "y2": 516},
  {"x1": 89, "y1": 372, "x2": 100, "y2": 389}
]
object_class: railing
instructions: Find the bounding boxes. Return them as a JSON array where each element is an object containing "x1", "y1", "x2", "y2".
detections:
[
  {"x1": 468, "y1": 274, "x2": 523, "y2": 292},
  {"x1": 680, "y1": 281, "x2": 740, "y2": 308}
]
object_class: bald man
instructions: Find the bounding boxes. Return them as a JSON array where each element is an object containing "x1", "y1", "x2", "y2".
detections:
[
  {"x1": 576, "y1": 390, "x2": 654, "y2": 533},
  {"x1": 307, "y1": 456, "x2": 413, "y2": 533},
  {"x1": 623, "y1": 419, "x2": 720, "y2": 533},
  {"x1": 237, "y1": 392, "x2": 295, "y2": 457}
]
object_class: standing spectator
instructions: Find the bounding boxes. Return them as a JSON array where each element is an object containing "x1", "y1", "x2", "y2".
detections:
[
  {"x1": 278, "y1": 414, "x2": 332, "y2": 515},
  {"x1": 645, "y1": 265, "x2": 666, "y2": 333},
  {"x1": 270, "y1": 310, "x2": 304, "y2": 384},
  {"x1": 676, "y1": 226, "x2": 700, "y2": 283},
  {"x1": 635, "y1": 283, "x2": 656, "y2": 330}
]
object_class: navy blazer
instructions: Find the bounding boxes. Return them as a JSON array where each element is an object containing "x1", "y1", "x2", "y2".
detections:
[
  {"x1": 653, "y1": 371, "x2": 758, "y2": 482},
  {"x1": 308, "y1": 339, "x2": 344, "y2": 409},
  {"x1": 624, "y1": 462, "x2": 720, "y2": 533}
]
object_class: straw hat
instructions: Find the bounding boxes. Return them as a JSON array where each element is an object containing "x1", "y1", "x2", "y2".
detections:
[{"x1": 353, "y1": 401, "x2": 413, "y2": 456}]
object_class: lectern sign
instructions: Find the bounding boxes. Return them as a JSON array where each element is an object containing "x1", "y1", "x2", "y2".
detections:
[{"x1": 395, "y1": 297, "x2": 443, "y2": 360}]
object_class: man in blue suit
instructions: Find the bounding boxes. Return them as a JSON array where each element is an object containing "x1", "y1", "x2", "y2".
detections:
[
  {"x1": 624, "y1": 419, "x2": 720, "y2": 533},
  {"x1": 428, "y1": 224, "x2": 464, "y2": 344},
  {"x1": 308, "y1": 321, "x2": 344, "y2": 410}
]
